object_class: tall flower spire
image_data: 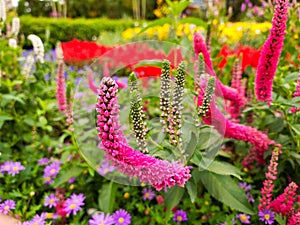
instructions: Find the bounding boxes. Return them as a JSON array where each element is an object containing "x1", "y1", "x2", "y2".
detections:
[
  {"x1": 259, "y1": 147, "x2": 280, "y2": 211},
  {"x1": 96, "y1": 77, "x2": 191, "y2": 191},
  {"x1": 56, "y1": 42, "x2": 67, "y2": 113},
  {"x1": 255, "y1": 0, "x2": 289, "y2": 103},
  {"x1": 193, "y1": 33, "x2": 246, "y2": 110}
]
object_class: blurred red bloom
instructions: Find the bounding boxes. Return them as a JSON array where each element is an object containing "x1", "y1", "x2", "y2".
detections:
[{"x1": 217, "y1": 44, "x2": 261, "y2": 71}]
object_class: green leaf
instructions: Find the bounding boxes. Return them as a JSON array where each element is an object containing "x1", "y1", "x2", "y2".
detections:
[
  {"x1": 268, "y1": 117, "x2": 285, "y2": 133},
  {"x1": 205, "y1": 161, "x2": 243, "y2": 180},
  {"x1": 53, "y1": 166, "x2": 83, "y2": 188},
  {"x1": 184, "y1": 131, "x2": 197, "y2": 160},
  {"x1": 0, "y1": 115, "x2": 13, "y2": 129},
  {"x1": 1, "y1": 94, "x2": 25, "y2": 105},
  {"x1": 179, "y1": 17, "x2": 207, "y2": 28},
  {"x1": 291, "y1": 124, "x2": 300, "y2": 135},
  {"x1": 200, "y1": 170, "x2": 254, "y2": 214},
  {"x1": 284, "y1": 72, "x2": 299, "y2": 83},
  {"x1": 186, "y1": 179, "x2": 197, "y2": 203},
  {"x1": 98, "y1": 181, "x2": 117, "y2": 213},
  {"x1": 165, "y1": 185, "x2": 185, "y2": 211},
  {"x1": 134, "y1": 60, "x2": 163, "y2": 69},
  {"x1": 138, "y1": 18, "x2": 173, "y2": 34}
]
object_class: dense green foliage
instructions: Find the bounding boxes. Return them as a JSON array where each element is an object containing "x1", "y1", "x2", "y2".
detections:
[{"x1": 19, "y1": 16, "x2": 136, "y2": 48}]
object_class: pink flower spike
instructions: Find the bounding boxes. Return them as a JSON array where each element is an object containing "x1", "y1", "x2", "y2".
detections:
[
  {"x1": 87, "y1": 69, "x2": 99, "y2": 94},
  {"x1": 56, "y1": 62, "x2": 67, "y2": 112},
  {"x1": 258, "y1": 147, "x2": 281, "y2": 211},
  {"x1": 255, "y1": 0, "x2": 289, "y2": 103},
  {"x1": 193, "y1": 33, "x2": 246, "y2": 112},
  {"x1": 96, "y1": 77, "x2": 191, "y2": 191}
]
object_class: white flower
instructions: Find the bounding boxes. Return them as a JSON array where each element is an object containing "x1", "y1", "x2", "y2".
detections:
[
  {"x1": 8, "y1": 38, "x2": 17, "y2": 48},
  {"x1": 0, "y1": 0, "x2": 6, "y2": 23},
  {"x1": 11, "y1": 17, "x2": 20, "y2": 36},
  {"x1": 28, "y1": 34, "x2": 45, "y2": 63},
  {"x1": 55, "y1": 42, "x2": 64, "y2": 62},
  {"x1": 22, "y1": 54, "x2": 35, "y2": 77}
]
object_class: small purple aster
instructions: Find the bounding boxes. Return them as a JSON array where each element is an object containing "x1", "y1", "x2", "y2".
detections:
[
  {"x1": 0, "y1": 199, "x2": 16, "y2": 214},
  {"x1": 0, "y1": 161, "x2": 25, "y2": 176},
  {"x1": 30, "y1": 213, "x2": 46, "y2": 225},
  {"x1": 68, "y1": 177, "x2": 76, "y2": 184},
  {"x1": 113, "y1": 209, "x2": 131, "y2": 225},
  {"x1": 64, "y1": 193, "x2": 85, "y2": 215},
  {"x1": 89, "y1": 212, "x2": 114, "y2": 225},
  {"x1": 259, "y1": 209, "x2": 275, "y2": 224},
  {"x1": 236, "y1": 213, "x2": 250, "y2": 224},
  {"x1": 238, "y1": 182, "x2": 252, "y2": 192},
  {"x1": 44, "y1": 193, "x2": 58, "y2": 208},
  {"x1": 38, "y1": 158, "x2": 50, "y2": 165},
  {"x1": 97, "y1": 159, "x2": 115, "y2": 176},
  {"x1": 142, "y1": 188, "x2": 155, "y2": 201},
  {"x1": 173, "y1": 210, "x2": 188, "y2": 224},
  {"x1": 43, "y1": 162, "x2": 61, "y2": 184}
]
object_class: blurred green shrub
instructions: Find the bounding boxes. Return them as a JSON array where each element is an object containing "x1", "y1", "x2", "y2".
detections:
[{"x1": 19, "y1": 16, "x2": 136, "y2": 48}]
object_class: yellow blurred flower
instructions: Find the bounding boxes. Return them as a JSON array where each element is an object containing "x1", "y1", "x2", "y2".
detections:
[{"x1": 122, "y1": 21, "x2": 271, "y2": 43}]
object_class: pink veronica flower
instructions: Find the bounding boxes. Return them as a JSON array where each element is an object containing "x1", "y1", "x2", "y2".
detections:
[
  {"x1": 270, "y1": 182, "x2": 298, "y2": 217},
  {"x1": 96, "y1": 77, "x2": 191, "y2": 191},
  {"x1": 258, "y1": 148, "x2": 280, "y2": 211},
  {"x1": 255, "y1": 0, "x2": 289, "y2": 102},
  {"x1": 56, "y1": 61, "x2": 67, "y2": 112},
  {"x1": 193, "y1": 33, "x2": 246, "y2": 113}
]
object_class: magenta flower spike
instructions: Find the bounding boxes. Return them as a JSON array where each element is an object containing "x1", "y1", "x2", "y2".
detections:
[
  {"x1": 193, "y1": 33, "x2": 246, "y2": 111},
  {"x1": 197, "y1": 91, "x2": 276, "y2": 165},
  {"x1": 259, "y1": 148, "x2": 280, "y2": 211},
  {"x1": 255, "y1": 0, "x2": 289, "y2": 103},
  {"x1": 56, "y1": 61, "x2": 67, "y2": 113},
  {"x1": 96, "y1": 77, "x2": 191, "y2": 191},
  {"x1": 87, "y1": 69, "x2": 99, "y2": 94}
]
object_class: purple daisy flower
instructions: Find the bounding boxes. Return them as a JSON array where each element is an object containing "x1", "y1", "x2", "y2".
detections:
[
  {"x1": 30, "y1": 213, "x2": 46, "y2": 225},
  {"x1": 0, "y1": 200, "x2": 16, "y2": 214},
  {"x1": 43, "y1": 162, "x2": 61, "y2": 184},
  {"x1": 64, "y1": 193, "x2": 85, "y2": 215},
  {"x1": 97, "y1": 160, "x2": 115, "y2": 176},
  {"x1": 259, "y1": 209, "x2": 275, "y2": 224},
  {"x1": 0, "y1": 161, "x2": 25, "y2": 176},
  {"x1": 44, "y1": 193, "x2": 58, "y2": 208},
  {"x1": 113, "y1": 209, "x2": 131, "y2": 225},
  {"x1": 89, "y1": 212, "x2": 114, "y2": 225},
  {"x1": 173, "y1": 210, "x2": 188, "y2": 224},
  {"x1": 236, "y1": 213, "x2": 250, "y2": 224},
  {"x1": 38, "y1": 158, "x2": 50, "y2": 165},
  {"x1": 142, "y1": 188, "x2": 155, "y2": 201}
]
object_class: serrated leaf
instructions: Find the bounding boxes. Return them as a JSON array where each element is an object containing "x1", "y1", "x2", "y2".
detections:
[
  {"x1": 138, "y1": 18, "x2": 173, "y2": 34},
  {"x1": 53, "y1": 166, "x2": 83, "y2": 188},
  {"x1": 98, "y1": 181, "x2": 117, "y2": 213},
  {"x1": 200, "y1": 171, "x2": 254, "y2": 214},
  {"x1": 205, "y1": 161, "x2": 243, "y2": 180}
]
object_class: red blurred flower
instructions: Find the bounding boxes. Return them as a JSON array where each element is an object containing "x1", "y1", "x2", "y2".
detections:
[{"x1": 217, "y1": 44, "x2": 261, "y2": 71}]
